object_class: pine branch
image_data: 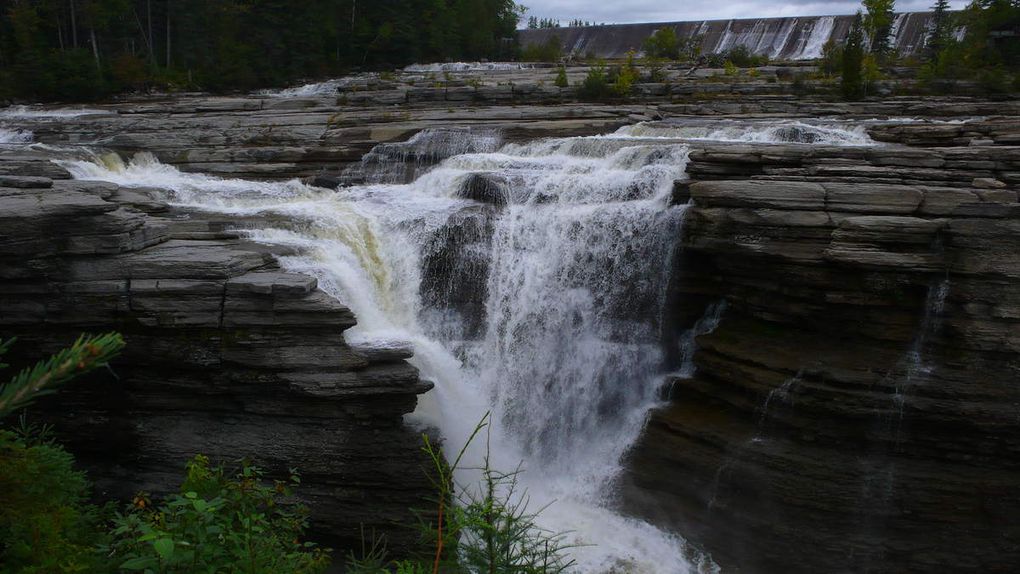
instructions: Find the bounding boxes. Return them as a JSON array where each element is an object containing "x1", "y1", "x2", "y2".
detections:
[{"x1": 0, "y1": 332, "x2": 125, "y2": 420}]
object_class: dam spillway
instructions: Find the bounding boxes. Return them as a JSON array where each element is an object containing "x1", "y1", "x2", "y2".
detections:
[{"x1": 517, "y1": 12, "x2": 938, "y2": 60}]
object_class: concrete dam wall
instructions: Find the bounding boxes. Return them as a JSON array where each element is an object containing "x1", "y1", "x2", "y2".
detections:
[{"x1": 517, "y1": 12, "x2": 937, "y2": 60}]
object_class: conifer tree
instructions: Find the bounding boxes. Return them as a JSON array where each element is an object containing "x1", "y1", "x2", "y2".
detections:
[
  {"x1": 843, "y1": 12, "x2": 866, "y2": 99},
  {"x1": 0, "y1": 333, "x2": 125, "y2": 419}
]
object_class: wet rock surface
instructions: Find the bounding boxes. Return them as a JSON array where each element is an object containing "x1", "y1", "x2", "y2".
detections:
[
  {"x1": 621, "y1": 125, "x2": 1020, "y2": 571},
  {"x1": 0, "y1": 151, "x2": 434, "y2": 552}
]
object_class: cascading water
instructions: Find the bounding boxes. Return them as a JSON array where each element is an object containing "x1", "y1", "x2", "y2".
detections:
[
  {"x1": 62, "y1": 128, "x2": 709, "y2": 572},
  {"x1": 0, "y1": 127, "x2": 33, "y2": 144},
  {"x1": 404, "y1": 62, "x2": 532, "y2": 72},
  {"x1": 794, "y1": 16, "x2": 836, "y2": 60},
  {"x1": 614, "y1": 119, "x2": 876, "y2": 146},
  {"x1": 0, "y1": 105, "x2": 111, "y2": 118}
]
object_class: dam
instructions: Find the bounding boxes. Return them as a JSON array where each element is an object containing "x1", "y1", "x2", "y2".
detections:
[{"x1": 517, "y1": 12, "x2": 938, "y2": 60}]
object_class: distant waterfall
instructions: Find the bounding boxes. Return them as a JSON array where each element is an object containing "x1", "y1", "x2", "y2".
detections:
[{"x1": 517, "y1": 12, "x2": 942, "y2": 60}]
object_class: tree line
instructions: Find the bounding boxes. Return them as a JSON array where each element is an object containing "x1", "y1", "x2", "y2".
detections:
[
  {"x1": 0, "y1": 0, "x2": 523, "y2": 101},
  {"x1": 831, "y1": 0, "x2": 1019, "y2": 98}
]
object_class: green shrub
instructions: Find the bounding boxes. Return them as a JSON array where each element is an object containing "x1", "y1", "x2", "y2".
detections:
[
  {"x1": 103, "y1": 455, "x2": 330, "y2": 574},
  {"x1": 611, "y1": 50, "x2": 640, "y2": 96},
  {"x1": 418, "y1": 415, "x2": 575, "y2": 574},
  {"x1": 820, "y1": 39, "x2": 843, "y2": 78},
  {"x1": 723, "y1": 60, "x2": 738, "y2": 76},
  {"x1": 724, "y1": 45, "x2": 768, "y2": 68},
  {"x1": 554, "y1": 66, "x2": 569, "y2": 88},
  {"x1": 643, "y1": 27, "x2": 679, "y2": 59},
  {"x1": 645, "y1": 56, "x2": 667, "y2": 82},
  {"x1": 842, "y1": 12, "x2": 866, "y2": 100},
  {"x1": 0, "y1": 425, "x2": 111, "y2": 573},
  {"x1": 577, "y1": 63, "x2": 614, "y2": 101},
  {"x1": 346, "y1": 414, "x2": 575, "y2": 574},
  {"x1": 978, "y1": 67, "x2": 1012, "y2": 95},
  {"x1": 521, "y1": 37, "x2": 562, "y2": 62}
]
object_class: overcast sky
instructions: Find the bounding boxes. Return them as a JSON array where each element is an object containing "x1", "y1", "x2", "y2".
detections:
[{"x1": 521, "y1": 1, "x2": 971, "y2": 25}]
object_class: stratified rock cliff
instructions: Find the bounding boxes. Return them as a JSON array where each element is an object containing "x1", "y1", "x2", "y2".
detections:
[
  {"x1": 2, "y1": 73, "x2": 1018, "y2": 572},
  {"x1": 622, "y1": 138, "x2": 1020, "y2": 572},
  {"x1": 0, "y1": 151, "x2": 434, "y2": 551}
]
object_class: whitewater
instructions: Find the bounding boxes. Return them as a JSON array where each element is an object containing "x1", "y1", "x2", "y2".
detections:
[{"x1": 60, "y1": 119, "x2": 870, "y2": 573}]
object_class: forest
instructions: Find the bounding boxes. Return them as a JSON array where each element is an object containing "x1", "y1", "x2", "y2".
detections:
[{"x1": 0, "y1": 0, "x2": 523, "y2": 100}]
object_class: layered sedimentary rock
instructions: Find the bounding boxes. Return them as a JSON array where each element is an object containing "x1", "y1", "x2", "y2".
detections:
[
  {"x1": 3, "y1": 72, "x2": 1019, "y2": 572},
  {"x1": 622, "y1": 142, "x2": 1020, "y2": 572},
  {"x1": 0, "y1": 151, "x2": 434, "y2": 551}
]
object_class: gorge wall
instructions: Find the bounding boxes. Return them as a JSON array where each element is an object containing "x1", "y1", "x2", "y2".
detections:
[
  {"x1": 518, "y1": 12, "x2": 938, "y2": 60},
  {"x1": 621, "y1": 138, "x2": 1020, "y2": 573},
  {"x1": 1, "y1": 66, "x2": 1018, "y2": 572},
  {"x1": 0, "y1": 151, "x2": 435, "y2": 552}
]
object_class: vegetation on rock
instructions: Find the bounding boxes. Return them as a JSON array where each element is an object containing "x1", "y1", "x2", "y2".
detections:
[{"x1": 104, "y1": 455, "x2": 330, "y2": 573}]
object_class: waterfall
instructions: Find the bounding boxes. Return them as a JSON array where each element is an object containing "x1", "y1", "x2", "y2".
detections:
[
  {"x1": 676, "y1": 301, "x2": 728, "y2": 379},
  {"x1": 403, "y1": 62, "x2": 531, "y2": 72},
  {"x1": 794, "y1": 16, "x2": 836, "y2": 60},
  {"x1": 896, "y1": 278, "x2": 950, "y2": 403},
  {"x1": 62, "y1": 129, "x2": 706, "y2": 572},
  {"x1": 0, "y1": 105, "x2": 110, "y2": 118}
]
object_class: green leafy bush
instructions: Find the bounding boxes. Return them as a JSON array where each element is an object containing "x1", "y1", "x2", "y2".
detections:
[
  {"x1": 554, "y1": 66, "x2": 569, "y2": 88},
  {"x1": 418, "y1": 415, "x2": 575, "y2": 574},
  {"x1": 642, "y1": 27, "x2": 680, "y2": 59},
  {"x1": 0, "y1": 425, "x2": 111, "y2": 573},
  {"x1": 820, "y1": 39, "x2": 844, "y2": 78},
  {"x1": 521, "y1": 37, "x2": 563, "y2": 62},
  {"x1": 103, "y1": 455, "x2": 330, "y2": 574},
  {"x1": 576, "y1": 63, "x2": 614, "y2": 101},
  {"x1": 842, "y1": 12, "x2": 866, "y2": 99},
  {"x1": 724, "y1": 45, "x2": 768, "y2": 68},
  {"x1": 346, "y1": 414, "x2": 575, "y2": 574}
]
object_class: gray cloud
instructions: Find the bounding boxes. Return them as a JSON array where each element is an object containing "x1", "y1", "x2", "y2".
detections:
[{"x1": 521, "y1": 0, "x2": 969, "y2": 24}]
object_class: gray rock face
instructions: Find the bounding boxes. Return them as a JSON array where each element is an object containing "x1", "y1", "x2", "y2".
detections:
[
  {"x1": 622, "y1": 140, "x2": 1020, "y2": 572},
  {"x1": 0, "y1": 151, "x2": 435, "y2": 553},
  {"x1": 3, "y1": 84, "x2": 1019, "y2": 573}
]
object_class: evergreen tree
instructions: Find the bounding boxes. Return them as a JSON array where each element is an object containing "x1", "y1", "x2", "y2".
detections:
[
  {"x1": 863, "y1": 0, "x2": 896, "y2": 58},
  {"x1": 926, "y1": 0, "x2": 953, "y2": 62},
  {"x1": 843, "y1": 11, "x2": 866, "y2": 99},
  {"x1": 0, "y1": 0, "x2": 525, "y2": 100}
]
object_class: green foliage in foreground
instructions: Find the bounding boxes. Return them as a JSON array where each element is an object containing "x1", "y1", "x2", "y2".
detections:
[
  {"x1": 0, "y1": 333, "x2": 125, "y2": 420},
  {"x1": 1, "y1": 335, "x2": 574, "y2": 574},
  {"x1": 346, "y1": 414, "x2": 575, "y2": 574},
  {"x1": 103, "y1": 455, "x2": 330, "y2": 574},
  {"x1": 0, "y1": 333, "x2": 123, "y2": 572},
  {"x1": 0, "y1": 424, "x2": 111, "y2": 574}
]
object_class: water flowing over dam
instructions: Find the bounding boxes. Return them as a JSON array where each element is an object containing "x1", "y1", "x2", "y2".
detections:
[
  {"x1": 518, "y1": 12, "x2": 937, "y2": 60},
  {"x1": 58, "y1": 118, "x2": 880, "y2": 572}
]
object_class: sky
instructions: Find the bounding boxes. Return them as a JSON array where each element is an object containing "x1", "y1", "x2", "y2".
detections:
[{"x1": 520, "y1": 1, "x2": 971, "y2": 25}]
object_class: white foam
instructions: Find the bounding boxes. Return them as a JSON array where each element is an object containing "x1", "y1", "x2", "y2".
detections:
[
  {"x1": 0, "y1": 105, "x2": 111, "y2": 118},
  {"x1": 403, "y1": 62, "x2": 532, "y2": 72},
  {"x1": 615, "y1": 119, "x2": 876, "y2": 146},
  {"x1": 0, "y1": 127, "x2": 33, "y2": 144},
  {"x1": 66, "y1": 135, "x2": 708, "y2": 573}
]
